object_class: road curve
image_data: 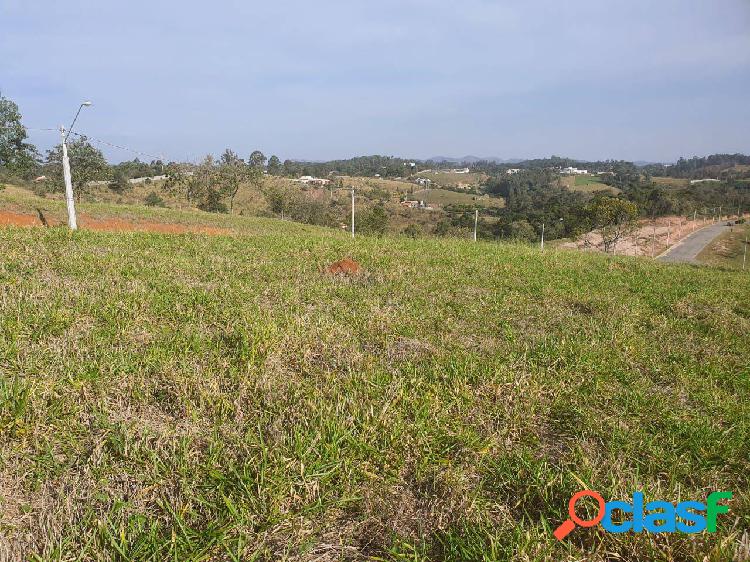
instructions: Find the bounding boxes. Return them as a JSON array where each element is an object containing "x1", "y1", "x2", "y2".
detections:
[{"x1": 657, "y1": 222, "x2": 733, "y2": 264}]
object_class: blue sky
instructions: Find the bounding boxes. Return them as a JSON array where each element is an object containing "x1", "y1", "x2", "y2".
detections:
[{"x1": 2, "y1": 0, "x2": 749, "y2": 163}]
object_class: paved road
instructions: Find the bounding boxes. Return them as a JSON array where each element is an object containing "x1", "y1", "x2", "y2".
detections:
[{"x1": 658, "y1": 222, "x2": 733, "y2": 264}]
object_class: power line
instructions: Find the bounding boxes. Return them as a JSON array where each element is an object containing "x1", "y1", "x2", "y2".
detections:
[{"x1": 69, "y1": 131, "x2": 166, "y2": 162}]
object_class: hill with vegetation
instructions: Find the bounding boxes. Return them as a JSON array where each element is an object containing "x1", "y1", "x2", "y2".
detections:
[{"x1": 0, "y1": 199, "x2": 748, "y2": 560}]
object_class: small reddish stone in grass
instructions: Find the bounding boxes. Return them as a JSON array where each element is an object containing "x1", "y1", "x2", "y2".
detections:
[{"x1": 326, "y1": 258, "x2": 362, "y2": 275}]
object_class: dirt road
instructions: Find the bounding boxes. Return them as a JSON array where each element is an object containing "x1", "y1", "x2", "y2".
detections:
[{"x1": 657, "y1": 222, "x2": 732, "y2": 264}]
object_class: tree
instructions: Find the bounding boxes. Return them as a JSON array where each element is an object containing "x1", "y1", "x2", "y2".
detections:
[
  {"x1": 217, "y1": 149, "x2": 247, "y2": 214},
  {"x1": 109, "y1": 170, "x2": 130, "y2": 193},
  {"x1": 164, "y1": 157, "x2": 214, "y2": 205},
  {"x1": 586, "y1": 197, "x2": 639, "y2": 253},
  {"x1": 0, "y1": 94, "x2": 38, "y2": 176},
  {"x1": 44, "y1": 137, "x2": 108, "y2": 201},
  {"x1": 263, "y1": 183, "x2": 294, "y2": 219},
  {"x1": 249, "y1": 150, "x2": 266, "y2": 170},
  {"x1": 357, "y1": 204, "x2": 389, "y2": 236},
  {"x1": 267, "y1": 155, "x2": 282, "y2": 175},
  {"x1": 198, "y1": 187, "x2": 228, "y2": 213}
]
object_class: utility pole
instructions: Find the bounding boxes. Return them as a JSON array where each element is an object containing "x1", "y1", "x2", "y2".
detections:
[
  {"x1": 666, "y1": 221, "x2": 671, "y2": 246},
  {"x1": 473, "y1": 209, "x2": 478, "y2": 242},
  {"x1": 60, "y1": 126, "x2": 78, "y2": 230},
  {"x1": 540, "y1": 222, "x2": 545, "y2": 250},
  {"x1": 59, "y1": 101, "x2": 92, "y2": 231},
  {"x1": 744, "y1": 235, "x2": 748, "y2": 271},
  {"x1": 351, "y1": 188, "x2": 355, "y2": 238}
]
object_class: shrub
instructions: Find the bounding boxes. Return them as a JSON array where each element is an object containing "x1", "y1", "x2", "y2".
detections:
[
  {"x1": 109, "y1": 172, "x2": 130, "y2": 193},
  {"x1": 357, "y1": 204, "x2": 389, "y2": 236},
  {"x1": 198, "y1": 188, "x2": 228, "y2": 213},
  {"x1": 508, "y1": 220, "x2": 537, "y2": 242},
  {"x1": 144, "y1": 191, "x2": 166, "y2": 207},
  {"x1": 403, "y1": 224, "x2": 422, "y2": 238}
]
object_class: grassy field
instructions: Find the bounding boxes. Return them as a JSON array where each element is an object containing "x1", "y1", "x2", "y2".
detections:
[
  {"x1": 0, "y1": 185, "x2": 292, "y2": 235},
  {"x1": 697, "y1": 222, "x2": 750, "y2": 269},
  {"x1": 561, "y1": 175, "x2": 619, "y2": 194},
  {"x1": 412, "y1": 188, "x2": 505, "y2": 208},
  {"x1": 652, "y1": 177, "x2": 690, "y2": 188},
  {"x1": 416, "y1": 172, "x2": 488, "y2": 189},
  {"x1": 0, "y1": 205, "x2": 748, "y2": 560}
]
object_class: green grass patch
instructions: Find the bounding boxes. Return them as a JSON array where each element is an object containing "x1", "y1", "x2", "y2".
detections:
[
  {"x1": 0, "y1": 217, "x2": 747, "y2": 560},
  {"x1": 562, "y1": 175, "x2": 619, "y2": 194},
  {"x1": 412, "y1": 188, "x2": 504, "y2": 208}
]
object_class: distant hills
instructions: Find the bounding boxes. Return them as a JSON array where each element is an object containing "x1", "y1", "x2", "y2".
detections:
[
  {"x1": 427, "y1": 156, "x2": 673, "y2": 166},
  {"x1": 427, "y1": 155, "x2": 525, "y2": 164}
]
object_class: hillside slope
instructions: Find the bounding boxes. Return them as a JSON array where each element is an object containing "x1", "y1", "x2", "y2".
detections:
[{"x1": 0, "y1": 218, "x2": 748, "y2": 560}]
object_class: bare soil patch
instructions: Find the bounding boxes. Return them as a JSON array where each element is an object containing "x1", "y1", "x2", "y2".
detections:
[
  {"x1": 561, "y1": 215, "x2": 710, "y2": 257},
  {"x1": 326, "y1": 258, "x2": 363, "y2": 276},
  {"x1": 0, "y1": 210, "x2": 229, "y2": 236}
]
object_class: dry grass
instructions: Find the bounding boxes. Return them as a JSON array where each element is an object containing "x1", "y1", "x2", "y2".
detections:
[
  {"x1": 697, "y1": 222, "x2": 750, "y2": 269},
  {"x1": 0, "y1": 205, "x2": 747, "y2": 560}
]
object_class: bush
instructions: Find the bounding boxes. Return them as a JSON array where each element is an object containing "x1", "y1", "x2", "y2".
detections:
[
  {"x1": 0, "y1": 183, "x2": 5, "y2": 192},
  {"x1": 198, "y1": 188, "x2": 228, "y2": 213},
  {"x1": 403, "y1": 224, "x2": 423, "y2": 238},
  {"x1": 508, "y1": 220, "x2": 537, "y2": 242},
  {"x1": 357, "y1": 204, "x2": 389, "y2": 236},
  {"x1": 289, "y1": 198, "x2": 332, "y2": 227},
  {"x1": 109, "y1": 173, "x2": 130, "y2": 193},
  {"x1": 144, "y1": 191, "x2": 166, "y2": 207}
]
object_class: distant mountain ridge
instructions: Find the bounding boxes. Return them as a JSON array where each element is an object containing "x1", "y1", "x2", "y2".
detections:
[{"x1": 427, "y1": 155, "x2": 525, "y2": 164}]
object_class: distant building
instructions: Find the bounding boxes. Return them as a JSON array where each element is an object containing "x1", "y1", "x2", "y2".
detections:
[
  {"x1": 129, "y1": 175, "x2": 167, "y2": 184},
  {"x1": 451, "y1": 168, "x2": 471, "y2": 174},
  {"x1": 400, "y1": 200, "x2": 431, "y2": 209},
  {"x1": 295, "y1": 175, "x2": 331, "y2": 185},
  {"x1": 506, "y1": 168, "x2": 521, "y2": 175},
  {"x1": 561, "y1": 167, "x2": 588, "y2": 175},
  {"x1": 690, "y1": 178, "x2": 721, "y2": 185},
  {"x1": 416, "y1": 177, "x2": 432, "y2": 186}
]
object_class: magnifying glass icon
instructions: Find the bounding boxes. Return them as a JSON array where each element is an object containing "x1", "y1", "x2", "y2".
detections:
[{"x1": 553, "y1": 490, "x2": 606, "y2": 540}]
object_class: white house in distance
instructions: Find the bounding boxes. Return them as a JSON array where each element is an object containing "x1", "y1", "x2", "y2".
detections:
[
  {"x1": 294, "y1": 175, "x2": 331, "y2": 186},
  {"x1": 561, "y1": 166, "x2": 588, "y2": 175},
  {"x1": 506, "y1": 168, "x2": 521, "y2": 175}
]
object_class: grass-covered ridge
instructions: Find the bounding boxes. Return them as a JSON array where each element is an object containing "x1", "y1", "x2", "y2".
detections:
[{"x1": 0, "y1": 223, "x2": 748, "y2": 560}]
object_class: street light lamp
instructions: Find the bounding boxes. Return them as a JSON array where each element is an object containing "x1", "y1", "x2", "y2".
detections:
[
  {"x1": 65, "y1": 101, "x2": 92, "y2": 141},
  {"x1": 61, "y1": 101, "x2": 93, "y2": 229}
]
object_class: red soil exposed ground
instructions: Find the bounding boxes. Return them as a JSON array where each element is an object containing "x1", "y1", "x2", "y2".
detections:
[
  {"x1": 0, "y1": 209, "x2": 229, "y2": 236},
  {"x1": 326, "y1": 258, "x2": 363, "y2": 275}
]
